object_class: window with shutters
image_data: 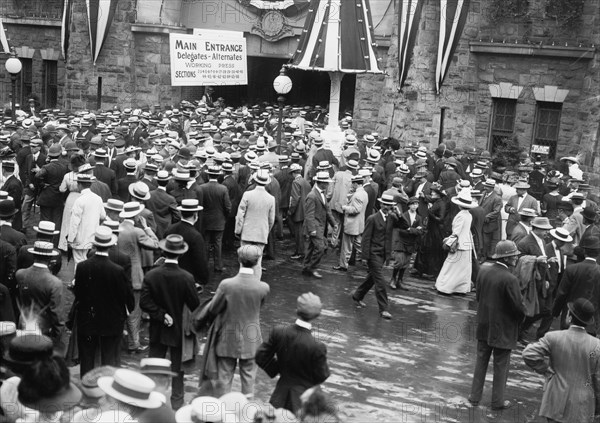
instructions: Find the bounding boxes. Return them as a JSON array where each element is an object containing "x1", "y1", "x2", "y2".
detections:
[
  {"x1": 489, "y1": 98, "x2": 517, "y2": 153},
  {"x1": 532, "y1": 101, "x2": 562, "y2": 159},
  {"x1": 42, "y1": 60, "x2": 58, "y2": 108}
]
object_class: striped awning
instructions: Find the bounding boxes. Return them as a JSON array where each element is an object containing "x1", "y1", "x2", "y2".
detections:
[
  {"x1": 435, "y1": 0, "x2": 470, "y2": 94},
  {"x1": 289, "y1": 0, "x2": 382, "y2": 73},
  {"x1": 86, "y1": 0, "x2": 120, "y2": 65},
  {"x1": 0, "y1": 16, "x2": 10, "y2": 53},
  {"x1": 397, "y1": 0, "x2": 425, "y2": 90}
]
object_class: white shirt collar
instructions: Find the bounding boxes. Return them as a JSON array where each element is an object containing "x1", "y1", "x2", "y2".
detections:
[
  {"x1": 295, "y1": 319, "x2": 312, "y2": 331},
  {"x1": 0, "y1": 221, "x2": 11, "y2": 227},
  {"x1": 33, "y1": 263, "x2": 49, "y2": 269},
  {"x1": 495, "y1": 261, "x2": 508, "y2": 269},
  {"x1": 181, "y1": 218, "x2": 195, "y2": 226},
  {"x1": 165, "y1": 258, "x2": 179, "y2": 264},
  {"x1": 95, "y1": 251, "x2": 109, "y2": 257},
  {"x1": 585, "y1": 258, "x2": 598, "y2": 263},
  {"x1": 239, "y1": 267, "x2": 254, "y2": 275},
  {"x1": 380, "y1": 209, "x2": 387, "y2": 221}
]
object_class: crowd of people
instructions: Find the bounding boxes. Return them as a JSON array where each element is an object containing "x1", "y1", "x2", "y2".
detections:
[{"x1": 0, "y1": 96, "x2": 598, "y2": 422}]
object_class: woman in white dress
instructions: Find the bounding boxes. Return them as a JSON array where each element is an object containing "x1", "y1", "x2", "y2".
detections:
[
  {"x1": 435, "y1": 189, "x2": 478, "y2": 295},
  {"x1": 58, "y1": 154, "x2": 86, "y2": 252}
]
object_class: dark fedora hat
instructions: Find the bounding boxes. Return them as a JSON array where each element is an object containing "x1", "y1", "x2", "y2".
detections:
[
  {"x1": 0, "y1": 199, "x2": 17, "y2": 218},
  {"x1": 568, "y1": 298, "x2": 595, "y2": 325},
  {"x1": 159, "y1": 234, "x2": 189, "y2": 255},
  {"x1": 580, "y1": 236, "x2": 600, "y2": 251},
  {"x1": 582, "y1": 206, "x2": 597, "y2": 221}
]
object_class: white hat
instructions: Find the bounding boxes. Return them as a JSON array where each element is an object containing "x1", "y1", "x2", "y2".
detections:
[
  {"x1": 451, "y1": 189, "x2": 478, "y2": 209},
  {"x1": 97, "y1": 369, "x2": 162, "y2": 409},
  {"x1": 119, "y1": 201, "x2": 145, "y2": 218}
]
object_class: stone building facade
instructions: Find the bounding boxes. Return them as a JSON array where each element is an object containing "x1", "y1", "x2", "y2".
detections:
[{"x1": 353, "y1": 0, "x2": 600, "y2": 179}]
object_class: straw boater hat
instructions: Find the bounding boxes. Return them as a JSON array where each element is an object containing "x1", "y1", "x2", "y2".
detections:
[
  {"x1": 140, "y1": 358, "x2": 177, "y2": 377},
  {"x1": 378, "y1": 193, "x2": 396, "y2": 206},
  {"x1": 451, "y1": 189, "x2": 478, "y2": 209},
  {"x1": 513, "y1": 181, "x2": 531, "y2": 190},
  {"x1": 175, "y1": 392, "x2": 251, "y2": 423},
  {"x1": 104, "y1": 198, "x2": 124, "y2": 212},
  {"x1": 159, "y1": 234, "x2": 189, "y2": 255},
  {"x1": 129, "y1": 181, "x2": 151, "y2": 201},
  {"x1": 177, "y1": 198, "x2": 203, "y2": 212},
  {"x1": 518, "y1": 207, "x2": 538, "y2": 217},
  {"x1": 313, "y1": 171, "x2": 333, "y2": 183},
  {"x1": 33, "y1": 220, "x2": 59, "y2": 236},
  {"x1": 252, "y1": 169, "x2": 271, "y2": 185},
  {"x1": 119, "y1": 201, "x2": 145, "y2": 219},
  {"x1": 28, "y1": 241, "x2": 60, "y2": 257},
  {"x1": 550, "y1": 227, "x2": 573, "y2": 243},
  {"x1": 78, "y1": 366, "x2": 117, "y2": 399},
  {"x1": 531, "y1": 217, "x2": 553, "y2": 230},
  {"x1": 92, "y1": 226, "x2": 117, "y2": 248},
  {"x1": 97, "y1": 369, "x2": 163, "y2": 409}
]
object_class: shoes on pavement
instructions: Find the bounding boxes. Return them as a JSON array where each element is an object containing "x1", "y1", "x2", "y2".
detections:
[
  {"x1": 398, "y1": 283, "x2": 410, "y2": 291},
  {"x1": 491, "y1": 400, "x2": 513, "y2": 411},
  {"x1": 312, "y1": 271, "x2": 323, "y2": 279},
  {"x1": 351, "y1": 294, "x2": 367, "y2": 308},
  {"x1": 290, "y1": 254, "x2": 303, "y2": 260},
  {"x1": 333, "y1": 265, "x2": 347, "y2": 271},
  {"x1": 380, "y1": 311, "x2": 392, "y2": 320},
  {"x1": 302, "y1": 269, "x2": 322, "y2": 279},
  {"x1": 389, "y1": 281, "x2": 398, "y2": 290},
  {"x1": 467, "y1": 397, "x2": 479, "y2": 407}
]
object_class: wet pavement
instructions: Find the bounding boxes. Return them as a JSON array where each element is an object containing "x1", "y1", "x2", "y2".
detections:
[{"x1": 56, "y1": 236, "x2": 549, "y2": 423}]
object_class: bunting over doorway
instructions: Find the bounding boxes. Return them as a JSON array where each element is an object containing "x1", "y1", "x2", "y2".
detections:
[
  {"x1": 397, "y1": 0, "x2": 425, "y2": 91},
  {"x1": 86, "y1": 0, "x2": 120, "y2": 64},
  {"x1": 435, "y1": 0, "x2": 470, "y2": 94}
]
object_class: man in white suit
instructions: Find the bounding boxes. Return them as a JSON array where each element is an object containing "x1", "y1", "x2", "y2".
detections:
[
  {"x1": 504, "y1": 181, "x2": 540, "y2": 238},
  {"x1": 67, "y1": 173, "x2": 106, "y2": 266},
  {"x1": 235, "y1": 169, "x2": 276, "y2": 280},
  {"x1": 334, "y1": 174, "x2": 368, "y2": 271}
]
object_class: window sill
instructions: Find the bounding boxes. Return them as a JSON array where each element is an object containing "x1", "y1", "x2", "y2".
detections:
[
  {"x1": 1, "y1": 16, "x2": 61, "y2": 27},
  {"x1": 470, "y1": 41, "x2": 595, "y2": 60}
]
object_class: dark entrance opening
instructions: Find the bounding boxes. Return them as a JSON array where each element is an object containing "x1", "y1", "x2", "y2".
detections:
[{"x1": 213, "y1": 56, "x2": 356, "y2": 114}]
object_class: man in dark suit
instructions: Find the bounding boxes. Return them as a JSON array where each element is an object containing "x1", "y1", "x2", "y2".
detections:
[
  {"x1": 0, "y1": 237, "x2": 17, "y2": 320},
  {"x1": 1, "y1": 161, "x2": 23, "y2": 231},
  {"x1": 17, "y1": 221, "x2": 61, "y2": 275},
  {"x1": 468, "y1": 240, "x2": 525, "y2": 410},
  {"x1": 22, "y1": 138, "x2": 46, "y2": 231},
  {"x1": 0, "y1": 198, "x2": 26, "y2": 250},
  {"x1": 576, "y1": 206, "x2": 600, "y2": 262},
  {"x1": 74, "y1": 226, "x2": 134, "y2": 376},
  {"x1": 517, "y1": 216, "x2": 553, "y2": 257},
  {"x1": 553, "y1": 236, "x2": 600, "y2": 334},
  {"x1": 35, "y1": 144, "x2": 68, "y2": 234},
  {"x1": 202, "y1": 245, "x2": 270, "y2": 397},
  {"x1": 362, "y1": 170, "x2": 379, "y2": 223},
  {"x1": 479, "y1": 179, "x2": 502, "y2": 259},
  {"x1": 140, "y1": 234, "x2": 200, "y2": 409},
  {"x1": 117, "y1": 158, "x2": 139, "y2": 201},
  {"x1": 16, "y1": 241, "x2": 64, "y2": 347},
  {"x1": 310, "y1": 137, "x2": 338, "y2": 175},
  {"x1": 256, "y1": 293, "x2": 330, "y2": 413},
  {"x1": 388, "y1": 197, "x2": 422, "y2": 290},
  {"x1": 197, "y1": 166, "x2": 232, "y2": 272},
  {"x1": 87, "y1": 220, "x2": 132, "y2": 285},
  {"x1": 92, "y1": 148, "x2": 118, "y2": 197},
  {"x1": 146, "y1": 171, "x2": 180, "y2": 240},
  {"x1": 504, "y1": 181, "x2": 540, "y2": 238},
  {"x1": 302, "y1": 172, "x2": 336, "y2": 279},
  {"x1": 288, "y1": 164, "x2": 310, "y2": 260},
  {"x1": 221, "y1": 162, "x2": 241, "y2": 251},
  {"x1": 351, "y1": 193, "x2": 395, "y2": 319},
  {"x1": 165, "y1": 199, "x2": 210, "y2": 286}
]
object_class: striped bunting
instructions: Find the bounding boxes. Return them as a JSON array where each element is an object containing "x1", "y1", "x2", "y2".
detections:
[
  {"x1": 290, "y1": 0, "x2": 381, "y2": 73},
  {"x1": 397, "y1": 0, "x2": 425, "y2": 90},
  {"x1": 61, "y1": 0, "x2": 73, "y2": 61},
  {"x1": 435, "y1": 0, "x2": 470, "y2": 94},
  {"x1": 86, "y1": 0, "x2": 120, "y2": 64},
  {"x1": 0, "y1": 16, "x2": 9, "y2": 53}
]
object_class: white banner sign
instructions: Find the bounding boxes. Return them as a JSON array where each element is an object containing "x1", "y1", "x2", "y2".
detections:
[
  {"x1": 169, "y1": 33, "x2": 248, "y2": 86},
  {"x1": 531, "y1": 144, "x2": 550, "y2": 155}
]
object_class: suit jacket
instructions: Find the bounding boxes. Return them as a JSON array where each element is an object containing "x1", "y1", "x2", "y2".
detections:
[
  {"x1": 88, "y1": 245, "x2": 132, "y2": 286},
  {"x1": 0, "y1": 225, "x2": 26, "y2": 249},
  {"x1": 479, "y1": 190, "x2": 502, "y2": 234},
  {"x1": 390, "y1": 210, "x2": 422, "y2": 253},
  {"x1": 198, "y1": 181, "x2": 232, "y2": 231},
  {"x1": 221, "y1": 175, "x2": 241, "y2": 218},
  {"x1": 235, "y1": 186, "x2": 275, "y2": 244},
  {"x1": 35, "y1": 160, "x2": 68, "y2": 207},
  {"x1": 16, "y1": 146, "x2": 31, "y2": 184},
  {"x1": 523, "y1": 326, "x2": 600, "y2": 422},
  {"x1": 117, "y1": 174, "x2": 139, "y2": 202},
  {"x1": 140, "y1": 176, "x2": 158, "y2": 192},
  {"x1": 363, "y1": 182, "x2": 379, "y2": 223},
  {"x1": 342, "y1": 186, "x2": 368, "y2": 236},
  {"x1": 16, "y1": 266, "x2": 64, "y2": 340},
  {"x1": 517, "y1": 233, "x2": 544, "y2": 257},
  {"x1": 0, "y1": 239, "x2": 17, "y2": 298},
  {"x1": 329, "y1": 170, "x2": 353, "y2": 214},
  {"x1": 475, "y1": 262, "x2": 526, "y2": 349},
  {"x1": 165, "y1": 220, "x2": 210, "y2": 284},
  {"x1": 93, "y1": 164, "x2": 118, "y2": 196},
  {"x1": 23, "y1": 152, "x2": 46, "y2": 194},
  {"x1": 361, "y1": 211, "x2": 389, "y2": 260},
  {"x1": 117, "y1": 220, "x2": 159, "y2": 289},
  {"x1": 505, "y1": 193, "x2": 540, "y2": 237},
  {"x1": 469, "y1": 206, "x2": 485, "y2": 257},
  {"x1": 274, "y1": 168, "x2": 294, "y2": 211},
  {"x1": 510, "y1": 222, "x2": 530, "y2": 244},
  {"x1": 303, "y1": 187, "x2": 335, "y2": 238},
  {"x1": 289, "y1": 176, "x2": 311, "y2": 223},
  {"x1": 147, "y1": 188, "x2": 180, "y2": 239},
  {"x1": 140, "y1": 262, "x2": 200, "y2": 347},
  {"x1": 206, "y1": 271, "x2": 269, "y2": 359},
  {"x1": 553, "y1": 259, "x2": 600, "y2": 333},
  {"x1": 256, "y1": 323, "x2": 330, "y2": 413},
  {"x1": 2, "y1": 175, "x2": 23, "y2": 210},
  {"x1": 74, "y1": 255, "x2": 134, "y2": 336}
]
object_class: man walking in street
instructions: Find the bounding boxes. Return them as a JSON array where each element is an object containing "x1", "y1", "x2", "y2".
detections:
[
  {"x1": 523, "y1": 298, "x2": 600, "y2": 423},
  {"x1": 141, "y1": 234, "x2": 200, "y2": 410},
  {"x1": 235, "y1": 169, "x2": 275, "y2": 280},
  {"x1": 288, "y1": 163, "x2": 310, "y2": 260},
  {"x1": 351, "y1": 193, "x2": 395, "y2": 319},
  {"x1": 256, "y1": 292, "x2": 330, "y2": 413},
  {"x1": 303, "y1": 171, "x2": 336, "y2": 279},
  {"x1": 203, "y1": 245, "x2": 270, "y2": 397},
  {"x1": 468, "y1": 240, "x2": 526, "y2": 410}
]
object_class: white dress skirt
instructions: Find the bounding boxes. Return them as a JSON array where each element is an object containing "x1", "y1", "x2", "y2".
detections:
[{"x1": 435, "y1": 209, "x2": 473, "y2": 294}]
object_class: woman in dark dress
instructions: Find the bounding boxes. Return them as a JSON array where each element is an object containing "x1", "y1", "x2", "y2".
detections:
[
  {"x1": 413, "y1": 183, "x2": 448, "y2": 280},
  {"x1": 542, "y1": 181, "x2": 562, "y2": 227}
]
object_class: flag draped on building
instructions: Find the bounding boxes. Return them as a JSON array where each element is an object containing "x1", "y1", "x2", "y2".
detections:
[
  {"x1": 0, "y1": 16, "x2": 10, "y2": 53},
  {"x1": 61, "y1": 0, "x2": 73, "y2": 61},
  {"x1": 290, "y1": 0, "x2": 381, "y2": 73},
  {"x1": 86, "y1": 0, "x2": 119, "y2": 64},
  {"x1": 397, "y1": 0, "x2": 425, "y2": 90},
  {"x1": 435, "y1": 0, "x2": 470, "y2": 94}
]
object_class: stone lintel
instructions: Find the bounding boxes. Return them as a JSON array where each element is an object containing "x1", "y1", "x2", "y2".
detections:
[
  {"x1": 469, "y1": 42, "x2": 595, "y2": 60},
  {"x1": 2, "y1": 17, "x2": 61, "y2": 27},
  {"x1": 131, "y1": 23, "x2": 188, "y2": 35}
]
